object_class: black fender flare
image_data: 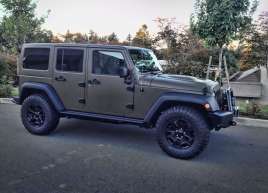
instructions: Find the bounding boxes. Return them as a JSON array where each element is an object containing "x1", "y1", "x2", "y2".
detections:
[
  {"x1": 144, "y1": 92, "x2": 220, "y2": 123},
  {"x1": 19, "y1": 82, "x2": 65, "y2": 112}
]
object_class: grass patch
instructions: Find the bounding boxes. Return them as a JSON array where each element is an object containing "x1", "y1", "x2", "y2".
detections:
[
  {"x1": 238, "y1": 99, "x2": 268, "y2": 119},
  {"x1": 11, "y1": 87, "x2": 18, "y2": 97}
]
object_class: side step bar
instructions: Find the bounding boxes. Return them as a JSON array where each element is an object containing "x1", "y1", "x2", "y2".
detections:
[{"x1": 61, "y1": 111, "x2": 145, "y2": 126}]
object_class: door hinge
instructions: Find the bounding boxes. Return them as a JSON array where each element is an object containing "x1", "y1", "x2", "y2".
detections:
[
  {"x1": 126, "y1": 104, "x2": 134, "y2": 110},
  {"x1": 79, "y1": 98, "x2": 86, "y2": 104},
  {"x1": 78, "y1": 82, "x2": 86, "y2": 88},
  {"x1": 126, "y1": 86, "x2": 135, "y2": 92}
]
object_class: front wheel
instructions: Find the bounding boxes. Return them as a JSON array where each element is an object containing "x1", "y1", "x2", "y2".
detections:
[
  {"x1": 21, "y1": 94, "x2": 59, "y2": 135},
  {"x1": 156, "y1": 106, "x2": 210, "y2": 159}
]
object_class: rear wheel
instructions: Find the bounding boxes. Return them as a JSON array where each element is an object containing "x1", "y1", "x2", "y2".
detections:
[
  {"x1": 21, "y1": 94, "x2": 59, "y2": 135},
  {"x1": 156, "y1": 106, "x2": 209, "y2": 159}
]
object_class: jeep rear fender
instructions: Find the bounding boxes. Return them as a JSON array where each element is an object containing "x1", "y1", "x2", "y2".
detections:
[
  {"x1": 20, "y1": 82, "x2": 65, "y2": 112},
  {"x1": 144, "y1": 92, "x2": 220, "y2": 124}
]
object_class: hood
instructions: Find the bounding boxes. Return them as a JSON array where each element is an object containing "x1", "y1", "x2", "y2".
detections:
[{"x1": 142, "y1": 73, "x2": 220, "y2": 95}]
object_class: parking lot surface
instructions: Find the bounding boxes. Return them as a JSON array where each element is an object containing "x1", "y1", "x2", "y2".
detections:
[{"x1": 0, "y1": 104, "x2": 268, "y2": 193}]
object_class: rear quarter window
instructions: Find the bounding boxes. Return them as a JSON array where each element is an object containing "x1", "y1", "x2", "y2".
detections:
[{"x1": 23, "y1": 48, "x2": 50, "y2": 70}]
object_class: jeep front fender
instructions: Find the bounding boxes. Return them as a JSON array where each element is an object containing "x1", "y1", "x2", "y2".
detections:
[{"x1": 144, "y1": 92, "x2": 220, "y2": 124}]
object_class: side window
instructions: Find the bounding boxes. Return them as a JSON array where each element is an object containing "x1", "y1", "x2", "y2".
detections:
[
  {"x1": 92, "y1": 51, "x2": 126, "y2": 76},
  {"x1": 23, "y1": 48, "x2": 50, "y2": 70},
  {"x1": 56, "y1": 49, "x2": 84, "y2": 72}
]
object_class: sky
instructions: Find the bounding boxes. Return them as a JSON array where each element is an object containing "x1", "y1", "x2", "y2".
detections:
[{"x1": 5, "y1": 0, "x2": 268, "y2": 40}]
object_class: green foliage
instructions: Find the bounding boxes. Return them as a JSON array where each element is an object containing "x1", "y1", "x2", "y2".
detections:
[
  {"x1": 59, "y1": 30, "x2": 122, "y2": 45},
  {"x1": 190, "y1": 0, "x2": 258, "y2": 80},
  {"x1": 0, "y1": 55, "x2": 12, "y2": 97},
  {"x1": 0, "y1": 53, "x2": 17, "y2": 80},
  {"x1": 239, "y1": 11, "x2": 268, "y2": 70},
  {"x1": 88, "y1": 30, "x2": 100, "y2": 43},
  {"x1": 0, "y1": 0, "x2": 52, "y2": 53},
  {"x1": 191, "y1": 0, "x2": 258, "y2": 48},
  {"x1": 61, "y1": 30, "x2": 89, "y2": 43},
  {"x1": 132, "y1": 24, "x2": 153, "y2": 49},
  {"x1": 0, "y1": 83, "x2": 12, "y2": 97},
  {"x1": 0, "y1": 57, "x2": 8, "y2": 82},
  {"x1": 107, "y1": 32, "x2": 119, "y2": 44},
  {"x1": 238, "y1": 100, "x2": 268, "y2": 119},
  {"x1": 154, "y1": 18, "x2": 239, "y2": 78}
]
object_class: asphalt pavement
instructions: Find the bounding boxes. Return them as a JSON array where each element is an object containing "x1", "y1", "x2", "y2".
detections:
[{"x1": 0, "y1": 104, "x2": 268, "y2": 193}]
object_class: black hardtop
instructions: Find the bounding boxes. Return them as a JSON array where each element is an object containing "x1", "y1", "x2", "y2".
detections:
[{"x1": 23, "y1": 43, "x2": 149, "y2": 51}]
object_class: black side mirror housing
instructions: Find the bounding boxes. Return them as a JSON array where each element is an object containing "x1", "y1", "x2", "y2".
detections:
[{"x1": 119, "y1": 67, "x2": 129, "y2": 78}]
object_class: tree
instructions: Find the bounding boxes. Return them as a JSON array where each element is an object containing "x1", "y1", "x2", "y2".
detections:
[
  {"x1": 126, "y1": 34, "x2": 132, "y2": 45},
  {"x1": 122, "y1": 34, "x2": 132, "y2": 46},
  {"x1": 0, "y1": 56, "x2": 8, "y2": 82},
  {"x1": 258, "y1": 11, "x2": 268, "y2": 33},
  {"x1": 88, "y1": 30, "x2": 99, "y2": 43},
  {"x1": 239, "y1": 11, "x2": 268, "y2": 70},
  {"x1": 0, "y1": 0, "x2": 50, "y2": 53},
  {"x1": 60, "y1": 30, "x2": 89, "y2": 43},
  {"x1": 0, "y1": 53, "x2": 15, "y2": 97},
  {"x1": 191, "y1": 0, "x2": 258, "y2": 78},
  {"x1": 154, "y1": 18, "x2": 239, "y2": 78},
  {"x1": 107, "y1": 32, "x2": 119, "y2": 44},
  {"x1": 132, "y1": 24, "x2": 153, "y2": 48},
  {"x1": 154, "y1": 18, "x2": 179, "y2": 64}
]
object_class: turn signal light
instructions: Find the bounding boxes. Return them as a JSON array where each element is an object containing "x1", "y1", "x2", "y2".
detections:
[{"x1": 204, "y1": 103, "x2": 211, "y2": 110}]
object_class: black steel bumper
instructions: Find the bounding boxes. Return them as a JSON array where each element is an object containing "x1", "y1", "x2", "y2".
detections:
[{"x1": 208, "y1": 111, "x2": 236, "y2": 130}]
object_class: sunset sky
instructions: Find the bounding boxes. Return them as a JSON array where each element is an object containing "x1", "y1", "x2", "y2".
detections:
[{"x1": 2, "y1": 0, "x2": 268, "y2": 40}]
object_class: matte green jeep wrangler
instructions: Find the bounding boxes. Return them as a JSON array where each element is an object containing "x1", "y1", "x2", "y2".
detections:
[{"x1": 15, "y1": 43, "x2": 237, "y2": 159}]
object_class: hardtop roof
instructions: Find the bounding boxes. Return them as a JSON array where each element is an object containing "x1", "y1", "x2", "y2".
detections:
[{"x1": 23, "y1": 43, "x2": 149, "y2": 51}]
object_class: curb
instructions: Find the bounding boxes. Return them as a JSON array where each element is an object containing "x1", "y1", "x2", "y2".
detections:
[
  {"x1": 235, "y1": 117, "x2": 268, "y2": 128},
  {"x1": 0, "y1": 98, "x2": 15, "y2": 104}
]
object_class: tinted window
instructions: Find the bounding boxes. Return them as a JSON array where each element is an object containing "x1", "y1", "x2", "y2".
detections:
[
  {"x1": 56, "y1": 49, "x2": 84, "y2": 72},
  {"x1": 23, "y1": 48, "x2": 50, "y2": 70},
  {"x1": 93, "y1": 51, "x2": 125, "y2": 76}
]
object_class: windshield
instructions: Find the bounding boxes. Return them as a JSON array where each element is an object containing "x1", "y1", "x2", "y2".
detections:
[{"x1": 129, "y1": 49, "x2": 162, "y2": 73}]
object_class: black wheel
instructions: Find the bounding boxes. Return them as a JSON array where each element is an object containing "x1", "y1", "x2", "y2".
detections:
[
  {"x1": 21, "y1": 94, "x2": 59, "y2": 135},
  {"x1": 156, "y1": 106, "x2": 209, "y2": 159}
]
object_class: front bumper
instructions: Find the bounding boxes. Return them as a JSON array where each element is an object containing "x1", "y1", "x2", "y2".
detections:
[{"x1": 208, "y1": 111, "x2": 236, "y2": 130}]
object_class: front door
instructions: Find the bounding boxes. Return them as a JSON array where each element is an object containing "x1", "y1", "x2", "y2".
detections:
[
  {"x1": 53, "y1": 47, "x2": 86, "y2": 111},
  {"x1": 86, "y1": 49, "x2": 133, "y2": 116}
]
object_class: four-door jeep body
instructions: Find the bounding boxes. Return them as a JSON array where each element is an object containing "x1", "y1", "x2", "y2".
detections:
[{"x1": 15, "y1": 43, "x2": 237, "y2": 159}]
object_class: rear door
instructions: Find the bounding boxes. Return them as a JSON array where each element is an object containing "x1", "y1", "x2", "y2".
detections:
[{"x1": 53, "y1": 47, "x2": 86, "y2": 111}]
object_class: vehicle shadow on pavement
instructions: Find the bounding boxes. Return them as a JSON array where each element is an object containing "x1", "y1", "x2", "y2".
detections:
[
  {"x1": 52, "y1": 118, "x2": 160, "y2": 154},
  {"x1": 50, "y1": 118, "x2": 246, "y2": 162}
]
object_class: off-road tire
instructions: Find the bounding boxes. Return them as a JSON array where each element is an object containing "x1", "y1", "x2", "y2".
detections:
[
  {"x1": 21, "y1": 94, "x2": 60, "y2": 135},
  {"x1": 156, "y1": 106, "x2": 210, "y2": 159}
]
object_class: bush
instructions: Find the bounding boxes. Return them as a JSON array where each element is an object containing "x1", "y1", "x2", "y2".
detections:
[
  {"x1": 238, "y1": 100, "x2": 268, "y2": 119},
  {"x1": 0, "y1": 56, "x2": 8, "y2": 80},
  {"x1": 0, "y1": 54, "x2": 14, "y2": 98},
  {"x1": 0, "y1": 84, "x2": 12, "y2": 97},
  {"x1": 163, "y1": 46, "x2": 239, "y2": 79},
  {"x1": 0, "y1": 53, "x2": 17, "y2": 81}
]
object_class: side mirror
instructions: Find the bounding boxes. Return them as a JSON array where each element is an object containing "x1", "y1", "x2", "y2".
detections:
[{"x1": 119, "y1": 67, "x2": 129, "y2": 78}]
